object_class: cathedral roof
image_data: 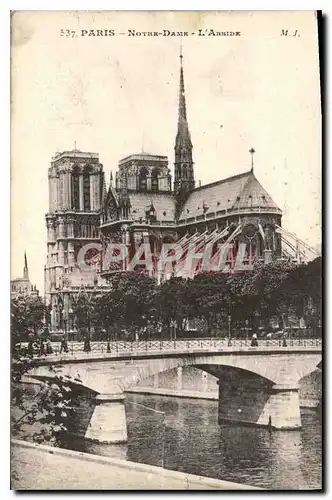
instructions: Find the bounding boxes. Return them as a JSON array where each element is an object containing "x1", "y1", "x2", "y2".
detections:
[
  {"x1": 179, "y1": 170, "x2": 280, "y2": 221},
  {"x1": 119, "y1": 153, "x2": 168, "y2": 166},
  {"x1": 128, "y1": 192, "x2": 176, "y2": 222}
]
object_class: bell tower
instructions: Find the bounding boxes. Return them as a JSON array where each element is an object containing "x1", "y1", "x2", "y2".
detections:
[{"x1": 44, "y1": 148, "x2": 105, "y2": 333}]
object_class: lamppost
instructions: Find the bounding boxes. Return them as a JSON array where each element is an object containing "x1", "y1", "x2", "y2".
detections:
[
  {"x1": 227, "y1": 314, "x2": 232, "y2": 346},
  {"x1": 245, "y1": 319, "x2": 249, "y2": 346},
  {"x1": 62, "y1": 308, "x2": 68, "y2": 340},
  {"x1": 68, "y1": 308, "x2": 73, "y2": 340}
]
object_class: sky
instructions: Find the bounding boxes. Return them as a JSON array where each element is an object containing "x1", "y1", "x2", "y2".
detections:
[{"x1": 11, "y1": 11, "x2": 321, "y2": 294}]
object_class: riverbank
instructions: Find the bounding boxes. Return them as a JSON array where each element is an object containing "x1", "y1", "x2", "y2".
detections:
[
  {"x1": 126, "y1": 386, "x2": 218, "y2": 400},
  {"x1": 127, "y1": 385, "x2": 319, "y2": 408},
  {"x1": 11, "y1": 439, "x2": 262, "y2": 490}
]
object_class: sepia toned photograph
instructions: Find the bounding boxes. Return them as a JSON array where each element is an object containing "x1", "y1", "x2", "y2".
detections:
[{"x1": 10, "y1": 10, "x2": 322, "y2": 490}]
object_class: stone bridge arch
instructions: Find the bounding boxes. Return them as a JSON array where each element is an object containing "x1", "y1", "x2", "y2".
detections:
[
  {"x1": 111, "y1": 353, "x2": 321, "y2": 392},
  {"x1": 29, "y1": 351, "x2": 321, "y2": 444}
]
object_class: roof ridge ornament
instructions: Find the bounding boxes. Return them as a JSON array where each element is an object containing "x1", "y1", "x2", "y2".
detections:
[{"x1": 249, "y1": 147, "x2": 255, "y2": 172}]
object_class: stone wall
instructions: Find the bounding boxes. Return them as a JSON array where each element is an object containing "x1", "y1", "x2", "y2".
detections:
[{"x1": 135, "y1": 366, "x2": 219, "y2": 395}]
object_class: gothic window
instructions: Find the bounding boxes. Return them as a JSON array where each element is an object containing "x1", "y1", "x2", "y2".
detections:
[
  {"x1": 139, "y1": 167, "x2": 148, "y2": 192},
  {"x1": 71, "y1": 167, "x2": 80, "y2": 210},
  {"x1": 123, "y1": 206, "x2": 129, "y2": 219},
  {"x1": 73, "y1": 220, "x2": 80, "y2": 238},
  {"x1": 83, "y1": 166, "x2": 92, "y2": 211},
  {"x1": 59, "y1": 175, "x2": 64, "y2": 208},
  {"x1": 182, "y1": 165, "x2": 187, "y2": 179},
  {"x1": 151, "y1": 168, "x2": 159, "y2": 192}
]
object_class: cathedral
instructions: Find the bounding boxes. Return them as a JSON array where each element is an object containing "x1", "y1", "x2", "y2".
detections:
[
  {"x1": 100, "y1": 53, "x2": 282, "y2": 280},
  {"x1": 45, "y1": 53, "x2": 283, "y2": 334}
]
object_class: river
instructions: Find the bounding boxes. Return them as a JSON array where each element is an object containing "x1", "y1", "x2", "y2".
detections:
[{"x1": 59, "y1": 393, "x2": 321, "y2": 490}]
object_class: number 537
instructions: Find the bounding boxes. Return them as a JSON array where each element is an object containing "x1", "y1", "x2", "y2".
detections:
[{"x1": 60, "y1": 29, "x2": 76, "y2": 38}]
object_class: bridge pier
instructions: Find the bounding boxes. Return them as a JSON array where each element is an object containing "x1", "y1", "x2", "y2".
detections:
[
  {"x1": 218, "y1": 376, "x2": 302, "y2": 431},
  {"x1": 257, "y1": 384, "x2": 302, "y2": 430},
  {"x1": 85, "y1": 393, "x2": 128, "y2": 444}
]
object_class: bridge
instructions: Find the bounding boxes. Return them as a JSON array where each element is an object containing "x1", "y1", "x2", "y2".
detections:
[{"x1": 26, "y1": 338, "x2": 322, "y2": 444}]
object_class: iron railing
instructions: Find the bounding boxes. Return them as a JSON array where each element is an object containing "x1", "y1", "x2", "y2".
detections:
[{"x1": 19, "y1": 337, "x2": 322, "y2": 359}]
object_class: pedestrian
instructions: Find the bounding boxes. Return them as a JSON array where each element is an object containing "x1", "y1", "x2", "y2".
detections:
[
  {"x1": 251, "y1": 333, "x2": 258, "y2": 347},
  {"x1": 282, "y1": 336, "x2": 287, "y2": 347},
  {"x1": 60, "y1": 335, "x2": 68, "y2": 354},
  {"x1": 170, "y1": 320, "x2": 174, "y2": 340},
  {"x1": 84, "y1": 334, "x2": 91, "y2": 352},
  {"x1": 27, "y1": 339, "x2": 34, "y2": 358},
  {"x1": 46, "y1": 340, "x2": 53, "y2": 355},
  {"x1": 39, "y1": 339, "x2": 46, "y2": 357},
  {"x1": 268, "y1": 415, "x2": 272, "y2": 433}
]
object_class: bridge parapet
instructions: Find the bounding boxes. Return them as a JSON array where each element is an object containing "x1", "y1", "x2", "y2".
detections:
[{"x1": 24, "y1": 338, "x2": 322, "y2": 366}]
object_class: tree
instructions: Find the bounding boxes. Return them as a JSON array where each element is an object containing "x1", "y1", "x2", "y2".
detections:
[
  {"x1": 11, "y1": 369, "x2": 78, "y2": 445},
  {"x1": 281, "y1": 256, "x2": 322, "y2": 332},
  {"x1": 72, "y1": 292, "x2": 100, "y2": 338},
  {"x1": 157, "y1": 277, "x2": 194, "y2": 333},
  {"x1": 11, "y1": 295, "x2": 45, "y2": 342},
  {"x1": 227, "y1": 273, "x2": 258, "y2": 330},
  {"x1": 11, "y1": 296, "x2": 79, "y2": 445},
  {"x1": 248, "y1": 260, "x2": 296, "y2": 330},
  {"x1": 95, "y1": 272, "x2": 158, "y2": 340},
  {"x1": 189, "y1": 273, "x2": 229, "y2": 335}
]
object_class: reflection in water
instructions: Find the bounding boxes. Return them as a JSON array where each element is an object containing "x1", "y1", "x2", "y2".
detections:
[
  {"x1": 18, "y1": 383, "x2": 321, "y2": 490},
  {"x1": 62, "y1": 394, "x2": 321, "y2": 490}
]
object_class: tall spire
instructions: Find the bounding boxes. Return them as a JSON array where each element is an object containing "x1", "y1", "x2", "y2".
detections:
[
  {"x1": 174, "y1": 46, "x2": 195, "y2": 195},
  {"x1": 23, "y1": 251, "x2": 29, "y2": 280},
  {"x1": 178, "y1": 45, "x2": 187, "y2": 124}
]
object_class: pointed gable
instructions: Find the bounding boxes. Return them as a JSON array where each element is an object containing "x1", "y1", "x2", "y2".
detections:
[
  {"x1": 232, "y1": 171, "x2": 280, "y2": 210},
  {"x1": 103, "y1": 184, "x2": 120, "y2": 222}
]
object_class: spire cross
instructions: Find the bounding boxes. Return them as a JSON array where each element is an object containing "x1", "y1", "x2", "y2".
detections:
[{"x1": 249, "y1": 147, "x2": 255, "y2": 171}]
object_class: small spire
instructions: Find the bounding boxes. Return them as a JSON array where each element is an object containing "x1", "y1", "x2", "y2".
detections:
[
  {"x1": 23, "y1": 251, "x2": 29, "y2": 280},
  {"x1": 249, "y1": 147, "x2": 255, "y2": 171},
  {"x1": 74, "y1": 141, "x2": 77, "y2": 151},
  {"x1": 110, "y1": 171, "x2": 113, "y2": 186}
]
